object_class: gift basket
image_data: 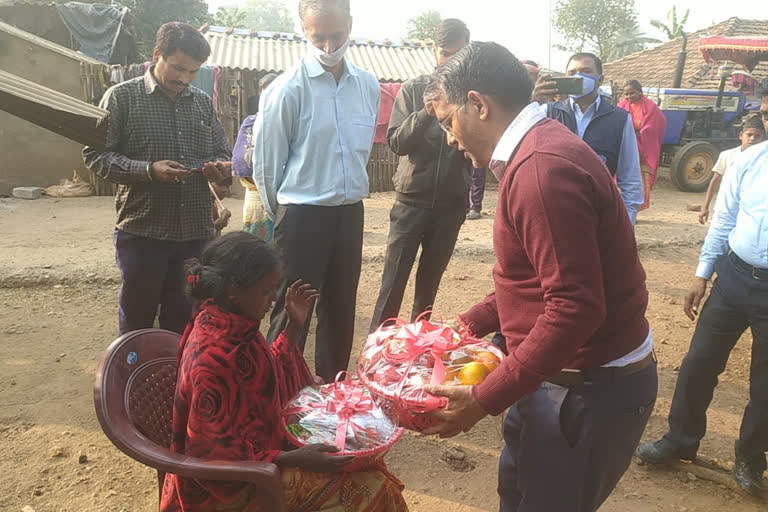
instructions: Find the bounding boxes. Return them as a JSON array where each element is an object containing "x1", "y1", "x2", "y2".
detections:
[
  {"x1": 282, "y1": 374, "x2": 403, "y2": 471},
  {"x1": 357, "y1": 314, "x2": 505, "y2": 432}
]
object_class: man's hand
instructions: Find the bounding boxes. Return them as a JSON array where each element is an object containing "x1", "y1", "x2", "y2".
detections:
[
  {"x1": 214, "y1": 208, "x2": 231, "y2": 232},
  {"x1": 202, "y1": 161, "x2": 232, "y2": 185},
  {"x1": 532, "y1": 75, "x2": 559, "y2": 103},
  {"x1": 684, "y1": 277, "x2": 708, "y2": 321},
  {"x1": 421, "y1": 385, "x2": 487, "y2": 438},
  {"x1": 151, "y1": 160, "x2": 192, "y2": 183},
  {"x1": 698, "y1": 209, "x2": 710, "y2": 225}
]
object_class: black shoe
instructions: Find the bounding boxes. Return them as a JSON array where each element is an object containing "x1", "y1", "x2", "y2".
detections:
[
  {"x1": 733, "y1": 456, "x2": 767, "y2": 496},
  {"x1": 635, "y1": 438, "x2": 697, "y2": 464}
]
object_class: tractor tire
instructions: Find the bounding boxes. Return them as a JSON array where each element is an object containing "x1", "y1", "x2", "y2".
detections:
[{"x1": 670, "y1": 141, "x2": 718, "y2": 193}]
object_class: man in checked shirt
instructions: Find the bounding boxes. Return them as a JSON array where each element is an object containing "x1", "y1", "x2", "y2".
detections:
[{"x1": 84, "y1": 22, "x2": 232, "y2": 335}]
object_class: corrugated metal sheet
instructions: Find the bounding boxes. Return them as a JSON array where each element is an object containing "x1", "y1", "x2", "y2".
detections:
[
  {"x1": 202, "y1": 27, "x2": 435, "y2": 82},
  {"x1": 0, "y1": 68, "x2": 109, "y2": 149},
  {"x1": 0, "y1": 19, "x2": 105, "y2": 66}
]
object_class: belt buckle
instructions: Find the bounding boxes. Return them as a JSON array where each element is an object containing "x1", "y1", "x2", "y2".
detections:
[{"x1": 752, "y1": 267, "x2": 768, "y2": 281}]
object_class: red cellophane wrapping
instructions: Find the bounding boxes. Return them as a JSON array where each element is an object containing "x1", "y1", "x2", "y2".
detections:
[
  {"x1": 282, "y1": 376, "x2": 403, "y2": 472},
  {"x1": 357, "y1": 315, "x2": 505, "y2": 432}
]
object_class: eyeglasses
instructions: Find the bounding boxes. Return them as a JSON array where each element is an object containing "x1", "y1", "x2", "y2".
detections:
[{"x1": 438, "y1": 102, "x2": 466, "y2": 136}]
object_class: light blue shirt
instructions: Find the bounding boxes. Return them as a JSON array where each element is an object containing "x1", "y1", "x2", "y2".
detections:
[
  {"x1": 540, "y1": 97, "x2": 644, "y2": 224},
  {"x1": 252, "y1": 55, "x2": 380, "y2": 220},
  {"x1": 696, "y1": 141, "x2": 768, "y2": 279}
]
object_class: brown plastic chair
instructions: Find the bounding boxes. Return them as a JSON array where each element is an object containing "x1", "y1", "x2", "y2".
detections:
[{"x1": 93, "y1": 328, "x2": 285, "y2": 510}]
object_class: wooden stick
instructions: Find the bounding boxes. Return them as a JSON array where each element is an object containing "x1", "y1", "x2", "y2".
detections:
[{"x1": 207, "y1": 181, "x2": 226, "y2": 211}]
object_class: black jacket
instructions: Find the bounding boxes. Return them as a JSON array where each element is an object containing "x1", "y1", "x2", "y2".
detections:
[{"x1": 387, "y1": 75, "x2": 470, "y2": 209}]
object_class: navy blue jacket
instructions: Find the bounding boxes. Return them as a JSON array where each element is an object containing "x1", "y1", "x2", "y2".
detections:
[{"x1": 546, "y1": 97, "x2": 627, "y2": 177}]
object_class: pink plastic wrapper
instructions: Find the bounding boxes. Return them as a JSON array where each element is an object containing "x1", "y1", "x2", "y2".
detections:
[
  {"x1": 357, "y1": 316, "x2": 505, "y2": 432},
  {"x1": 281, "y1": 376, "x2": 403, "y2": 471}
]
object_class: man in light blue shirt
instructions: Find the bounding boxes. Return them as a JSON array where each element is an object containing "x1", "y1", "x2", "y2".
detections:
[
  {"x1": 534, "y1": 53, "x2": 644, "y2": 224},
  {"x1": 636, "y1": 83, "x2": 768, "y2": 495},
  {"x1": 252, "y1": 0, "x2": 380, "y2": 382}
]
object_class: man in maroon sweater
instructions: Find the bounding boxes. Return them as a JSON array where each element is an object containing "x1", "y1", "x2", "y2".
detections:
[{"x1": 422, "y1": 42, "x2": 658, "y2": 511}]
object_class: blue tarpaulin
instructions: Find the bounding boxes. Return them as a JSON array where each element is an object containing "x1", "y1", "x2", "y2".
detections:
[{"x1": 56, "y1": 2, "x2": 127, "y2": 64}]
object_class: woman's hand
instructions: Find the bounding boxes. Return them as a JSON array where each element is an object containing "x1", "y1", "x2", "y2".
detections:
[
  {"x1": 276, "y1": 444, "x2": 353, "y2": 473},
  {"x1": 284, "y1": 280, "x2": 319, "y2": 343}
]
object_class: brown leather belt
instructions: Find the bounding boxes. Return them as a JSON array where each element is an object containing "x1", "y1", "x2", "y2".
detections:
[{"x1": 546, "y1": 351, "x2": 656, "y2": 388}]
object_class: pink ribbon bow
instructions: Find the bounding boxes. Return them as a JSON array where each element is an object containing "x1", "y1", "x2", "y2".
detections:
[{"x1": 285, "y1": 373, "x2": 374, "y2": 452}]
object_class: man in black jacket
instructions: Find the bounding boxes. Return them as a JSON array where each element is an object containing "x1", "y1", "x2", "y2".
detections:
[{"x1": 370, "y1": 19, "x2": 471, "y2": 331}]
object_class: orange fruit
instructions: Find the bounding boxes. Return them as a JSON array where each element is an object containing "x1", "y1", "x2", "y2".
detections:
[
  {"x1": 475, "y1": 351, "x2": 500, "y2": 373},
  {"x1": 458, "y1": 362, "x2": 490, "y2": 385},
  {"x1": 444, "y1": 365, "x2": 461, "y2": 383}
]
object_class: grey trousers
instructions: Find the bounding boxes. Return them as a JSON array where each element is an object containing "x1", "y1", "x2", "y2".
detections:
[{"x1": 498, "y1": 362, "x2": 658, "y2": 511}]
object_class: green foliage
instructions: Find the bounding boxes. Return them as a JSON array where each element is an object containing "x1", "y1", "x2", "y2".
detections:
[
  {"x1": 553, "y1": 0, "x2": 638, "y2": 59},
  {"x1": 122, "y1": 0, "x2": 211, "y2": 56},
  {"x1": 240, "y1": 0, "x2": 294, "y2": 32},
  {"x1": 604, "y1": 19, "x2": 661, "y2": 61},
  {"x1": 650, "y1": 6, "x2": 690, "y2": 40},
  {"x1": 213, "y1": 6, "x2": 248, "y2": 28},
  {"x1": 406, "y1": 10, "x2": 441, "y2": 41}
]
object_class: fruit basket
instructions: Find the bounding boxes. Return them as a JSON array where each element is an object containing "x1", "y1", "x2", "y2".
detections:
[
  {"x1": 357, "y1": 315, "x2": 504, "y2": 432},
  {"x1": 282, "y1": 375, "x2": 403, "y2": 471}
]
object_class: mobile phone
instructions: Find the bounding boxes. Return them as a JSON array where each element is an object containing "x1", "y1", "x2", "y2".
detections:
[{"x1": 550, "y1": 76, "x2": 584, "y2": 95}]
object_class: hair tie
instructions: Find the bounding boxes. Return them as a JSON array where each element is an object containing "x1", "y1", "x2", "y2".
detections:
[{"x1": 187, "y1": 274, "x2": 200, "y2": 287}]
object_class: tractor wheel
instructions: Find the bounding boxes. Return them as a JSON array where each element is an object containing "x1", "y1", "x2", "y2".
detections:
[{"x1": 670, "y1": 142, "x2": 718, "y2": 193}]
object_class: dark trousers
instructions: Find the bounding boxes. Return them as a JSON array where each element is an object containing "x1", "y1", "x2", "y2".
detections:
[
  {"x1": 266, "y1": 203, "x2": 363, "y2": 383},
  {"x1": 470, "y1": 167, "x2": 487, "y2": 212},
  {"x1": 114, "y1": 230, "x2": 205, "y2": 335},
  {"x1": 665, "y1": 252, "x2": 768, "y2": 461},
  {"x1": 370, "y1": 201, "x2": 465, "y2": 331},
  {"x1": 498, "y1": 363, "x2": 657, "y2": 511}
]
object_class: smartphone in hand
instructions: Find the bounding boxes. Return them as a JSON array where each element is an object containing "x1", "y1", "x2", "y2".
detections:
[{"x1": 550, "y1": 76, "x2": 584, "y2": 96}]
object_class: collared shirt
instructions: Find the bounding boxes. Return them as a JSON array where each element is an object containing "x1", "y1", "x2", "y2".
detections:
[
  {"x1": 83, "y1": 68, "x2": 231, "y2": 241},
  {"x1": 539, "y1": 97, "x2": 644, "y2": 224},
  {"x1": 252, "y1": 55, "x2": 380, "y2": 220},
  {"x1": 696, "y1": 141, "x2": 768, "y2": 279}
]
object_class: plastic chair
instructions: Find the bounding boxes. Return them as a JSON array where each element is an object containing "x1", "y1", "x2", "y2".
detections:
[{"x1": 93, "y1": 328, "x2": 285, "y2": 510}]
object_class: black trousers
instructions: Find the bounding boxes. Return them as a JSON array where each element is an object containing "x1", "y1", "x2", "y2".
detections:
[
  {"x1": 370, "y1": 201, "x2": 465, "y2": 331},
  {"x1": 266, "y1": 202, "x2": 363, "y2": 383},
  {"x1": 665, "y1": 252, "x2": 768, "y2": 461},
  {"x1": 499, "y1": 363, "x2": 657, "y2": 511}
]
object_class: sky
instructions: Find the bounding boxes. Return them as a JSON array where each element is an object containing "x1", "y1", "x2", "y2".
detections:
[{"x1": 207, "y1": 0, "x2": 768, "y2": 71}]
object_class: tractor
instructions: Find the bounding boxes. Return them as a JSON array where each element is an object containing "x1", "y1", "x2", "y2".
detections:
[{"x1": 626, "y1": 35, "x2": 768, "y2": 192}]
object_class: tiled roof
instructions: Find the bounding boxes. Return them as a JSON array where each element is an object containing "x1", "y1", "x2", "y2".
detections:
[
  {"x1": 604, "y1": 17, "x2": 768, "y2": 90},
  {"x1": 0, "y1": 68, "x2": 109, "y2": 149},
  {"x1": 0, "y1": 19, "x2": 104, "y2": 66},
  {"x1": 200, "y1": 26, "x2": 435, "y2": 82}
]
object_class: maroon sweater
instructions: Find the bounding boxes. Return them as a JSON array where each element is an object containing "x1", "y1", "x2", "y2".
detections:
[{"x1": 463, "y1": 119, "x2": 649, "y2": 415}]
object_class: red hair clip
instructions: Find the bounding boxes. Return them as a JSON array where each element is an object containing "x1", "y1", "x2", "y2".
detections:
[{"x1": 187, "y1": 275, "x2": 200, "y2": 287}]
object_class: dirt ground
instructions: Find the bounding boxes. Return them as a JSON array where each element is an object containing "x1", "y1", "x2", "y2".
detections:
[{"x1": 1, "y1": 169, "x2": 766, "y2": 512}]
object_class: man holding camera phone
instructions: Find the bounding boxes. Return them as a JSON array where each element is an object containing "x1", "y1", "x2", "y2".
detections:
[{"x1": 534, "y1": 52, "x2": 643, "y2": 225}]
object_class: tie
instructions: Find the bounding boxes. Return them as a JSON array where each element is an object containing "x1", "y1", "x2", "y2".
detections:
[{"x1": 489, "y1": 159, "x2": 508, "y2": 181}]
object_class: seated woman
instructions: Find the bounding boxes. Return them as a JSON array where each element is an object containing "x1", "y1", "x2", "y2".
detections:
[{"x1": 161, "y1": 232, "x2": 408, "y2": 511}]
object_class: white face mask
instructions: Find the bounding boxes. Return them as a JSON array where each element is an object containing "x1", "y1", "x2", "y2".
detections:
[
  {"x1": 569, "y1": 73, "x2": 601, "y2": 99},
  {"x1": 309, "y1": 38, "x2": 350, "y2": 68}
]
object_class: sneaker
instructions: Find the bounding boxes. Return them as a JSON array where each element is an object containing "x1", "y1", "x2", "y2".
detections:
[
  {"x1": 733, "y1": 454, "x2": 767, "y2": 496},
  {"x1": 467, "y1": 211, "x2": 481, "y2": 220}
]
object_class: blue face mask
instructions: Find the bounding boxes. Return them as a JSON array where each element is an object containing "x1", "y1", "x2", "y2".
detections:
[{"x1": 570, "y1": 73, "x2": 602, "y2": 99}]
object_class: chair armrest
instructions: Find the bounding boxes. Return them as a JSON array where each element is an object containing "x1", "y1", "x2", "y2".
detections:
[{"x1": 103, "y1": 422, "x2": 284, "y2": 509}]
